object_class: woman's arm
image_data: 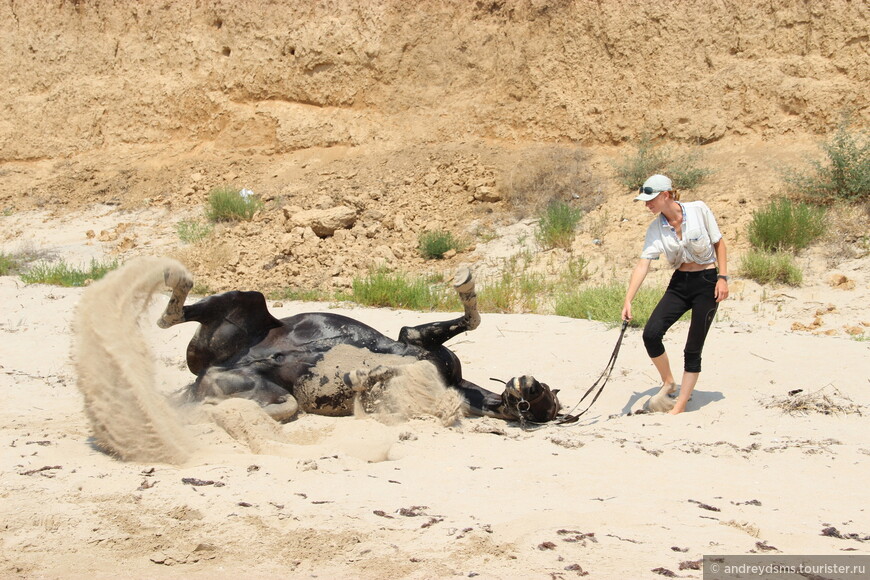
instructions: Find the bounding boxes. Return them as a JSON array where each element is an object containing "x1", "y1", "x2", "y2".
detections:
[
  {"x1": 622, "y1": 258, "x2": 652, "y2": 321},
  {"x1": 713, "y1": 238, "x2": 729, "y2": 302}
]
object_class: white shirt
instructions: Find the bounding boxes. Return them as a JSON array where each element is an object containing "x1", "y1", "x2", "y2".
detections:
[{"x1": 640, "y1": 201, "x2": 723, "y2": 268}]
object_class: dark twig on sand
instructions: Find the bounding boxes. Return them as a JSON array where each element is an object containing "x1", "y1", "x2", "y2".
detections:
[
  {"x1": 689, "y1": 499, "x2": 721, "y2": 512},
  {"x1": 19, "y1": 465, "x2": 62, "y2": 476}
]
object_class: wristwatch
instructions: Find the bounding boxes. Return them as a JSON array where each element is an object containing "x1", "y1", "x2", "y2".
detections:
[{"x1": 717, "y1": 274, "x2": 729, "y2": 281}]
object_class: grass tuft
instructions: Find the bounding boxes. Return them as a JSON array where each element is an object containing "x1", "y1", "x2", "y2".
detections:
[
  {"x1": 739, "y1": 250, "x2": 803, "y2": 286},
  {"x1": 0, "y1": 252, "x2": 22, "y2": 276},
  {"x1": 205, "y1": 186, "x2": 264, "y2": 222},
  {"x1": 21, "y1": 259, "x2": 119, "y2": 287},
  {"x1": 268, "y1": 287, "x2": 331, "y2": 302},
  {"x1": 478, "y1": 267, "x2": 549, "y2": 313},
  {"x1": 418, "y1": 230, "x2": 466, "y2": 260},
  {"x1": 536, "y1": 201, "x2": 583, "y2": 250},
  {"x1": 176, "y1": 219, "x2": 214, "y2": 244},
  {"x1": 554, "y1": 281, "x2": 670, "y2": 327},
  {"x1": 351, "y1": 269, "x2": 459, "y2": 311}
]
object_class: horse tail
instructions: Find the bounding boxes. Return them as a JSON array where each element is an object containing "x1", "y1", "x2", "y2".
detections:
[{"x1": 72, "y1": 256, "x2": 195, "y2": 464}]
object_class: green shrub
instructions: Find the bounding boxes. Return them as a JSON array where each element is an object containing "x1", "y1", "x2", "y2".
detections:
[
  {"x1": 536, "y1": 201, "x2": 583, "y2": 250},
  {"x1": 176, "y1": 219, "x2": 214, "y2": 244},
  {"x1": 0, "y1": 252, "x2": 21, "y2": 276},
  {"x1": 418, "y1": 230, "x2": 465, "y2": 259},
  {"x1": 205, "y1": 187, "x2": 264, "y2": 222},
  {"x1": 613, "y1": 134, "x2": 712, "y2": 190},
  {"x1": 554, "y1": 282, "x2": 672, "y2": 327},
  {"x1": 747, "y1": 198, "x2": 826, "y2": 252},
  {"x1": 351, "y1": 269, "x2": 459, "y2": 311},
  {"x1": 739, "y1": 250, "x2": 803, "y2": 286},
  {"x1": 21, "y1": 259, "x2": 119, "y2": 287},
  {"x1": 498, "y1": 144, "x2": 603, "y2": 218},
  {"x1": 785, "y1": 120, "x2": 870, "y2": 203}
]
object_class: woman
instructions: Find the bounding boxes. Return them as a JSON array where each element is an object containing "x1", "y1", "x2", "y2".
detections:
[{"x1": 621, "y1": 174, "x2": 729, "y2": 415}]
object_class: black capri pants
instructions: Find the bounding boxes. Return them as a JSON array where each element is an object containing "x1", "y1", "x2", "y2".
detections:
[{"x1": 642, "y1": 269, "x2": 719, "y2": 373}]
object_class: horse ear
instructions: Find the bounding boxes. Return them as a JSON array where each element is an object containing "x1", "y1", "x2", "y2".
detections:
[{"x1": 551, "y1": 389, "x2": 560, "y2": 396}]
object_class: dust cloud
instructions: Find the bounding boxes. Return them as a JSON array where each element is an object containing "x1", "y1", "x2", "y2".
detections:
[{"x1": 73, "y1": 257, "x2": 464, "y2": 465}]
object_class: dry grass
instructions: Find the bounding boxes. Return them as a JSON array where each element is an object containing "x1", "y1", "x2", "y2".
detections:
[
  {"x1": 822, "y1": 201, "x2": 870, "y2": 266},
  {"x1": 761, "y1": 385, "x2": 863, "y2": 416},
  {"x1": 497, "y1": 144, "x2": 603, "y2": 218}
]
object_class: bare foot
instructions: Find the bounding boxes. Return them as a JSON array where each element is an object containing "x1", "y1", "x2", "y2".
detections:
[{"x1": 655, "y1": 382, "x2": 677, "y2": 397}]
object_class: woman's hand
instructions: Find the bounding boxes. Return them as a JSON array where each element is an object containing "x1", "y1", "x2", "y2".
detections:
[
  {"x1": 715, "y1": 278, "x2": 729, "y2": 302},
  {"x1": 622, "y1": 259, "x2": 651, "y2": 322}
]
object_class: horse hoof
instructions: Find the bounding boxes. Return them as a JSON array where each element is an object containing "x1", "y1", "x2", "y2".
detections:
[
  {"x1": 163, "y1": 266, "x2": 192, "y2": 290},
  {"x1": 453, "y1": 267, "x2": 474, "y2": 292}
]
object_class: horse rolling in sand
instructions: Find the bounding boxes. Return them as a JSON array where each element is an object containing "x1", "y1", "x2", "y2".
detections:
[
  {"x1": 158, "y1": 260, "x2": 560, "y2": 423},
  {"x1": 73, "y1": 258, "x2": 560, "y2": 462}
]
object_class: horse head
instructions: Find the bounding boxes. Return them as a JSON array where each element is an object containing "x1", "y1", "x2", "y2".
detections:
[{"x1": 500, "y1": 375, "x2": 561, "y2": 423}]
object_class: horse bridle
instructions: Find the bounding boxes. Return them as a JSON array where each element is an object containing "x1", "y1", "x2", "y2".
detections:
[{"x1": 494, "y1": 378, "x2": 560, "y2": 430}]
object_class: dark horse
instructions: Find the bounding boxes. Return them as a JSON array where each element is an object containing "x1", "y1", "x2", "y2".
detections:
[{"x1": 157, "y1": 264, "x2": 561, "y2": 425}]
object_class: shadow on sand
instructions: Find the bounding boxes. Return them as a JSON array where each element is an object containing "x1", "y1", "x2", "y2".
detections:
[{"x1": 621, "y1": 386, "x2": 724, "y2": 415}]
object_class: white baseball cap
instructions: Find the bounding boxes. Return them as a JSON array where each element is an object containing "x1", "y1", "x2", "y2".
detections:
[{"x1": 634, "y1": 174, "x2": 673, "y2": 201}]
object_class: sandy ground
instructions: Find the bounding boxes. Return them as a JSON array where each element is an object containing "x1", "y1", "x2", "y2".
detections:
[{"x1": 1, "y1": 209, "x2": 869, "y2": 580}]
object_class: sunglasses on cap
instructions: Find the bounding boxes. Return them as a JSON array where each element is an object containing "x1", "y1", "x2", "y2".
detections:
[{"x1": 638, "y1": 186, "x2": 666, "y2": 195}]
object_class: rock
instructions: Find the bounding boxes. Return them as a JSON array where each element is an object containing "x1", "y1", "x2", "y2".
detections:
[
  {"x1": 374, "y1": 245, "x2": 397, "y2": 262},
  {"x1": 473, "y1": 186, "x2": 501, "y2": 202},
  {"x1": 290, "y1": 206, "x2": 357, "y2": 237},
  {"x1": 313, "y1": 195, "x2": 334, "y2": 209},
  {"x1": 282, "y1": 205, "x2": 304, "y2": 220},
  {"x1": 149, "y1": 552, "x2": 172, "y2": 565},
  {"x1": 829, "y1": 273, "x2": 855, "y2": 290},
  {"x1": 115, "y1": 236, "x2": 136, "y2": 252}
]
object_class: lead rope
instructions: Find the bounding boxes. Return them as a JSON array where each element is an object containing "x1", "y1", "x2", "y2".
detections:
[{"x1": 558, "y1": 320, "x2": 630, "y2": 425}]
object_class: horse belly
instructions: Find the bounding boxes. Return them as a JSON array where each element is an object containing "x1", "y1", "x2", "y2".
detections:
[{"x1": 292, "y1": 344, "x2": 422, "y2": 416}]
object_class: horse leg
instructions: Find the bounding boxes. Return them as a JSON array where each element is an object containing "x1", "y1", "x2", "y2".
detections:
[
  {"x1": 398, "y1": 267, "x2": 480, "y2": 349},
  {"x1": 157, "y1": 264, "x2": 194, "y2": 329},
  {"x1": 196, "y1": 366, "x2": 300, "y2": 422},
  {"x1": 453, "y1": 266, "x2": 481, "y2": 331},
  {"x1": 344, "y1": 365, "x2": 399, "y2": 392}
]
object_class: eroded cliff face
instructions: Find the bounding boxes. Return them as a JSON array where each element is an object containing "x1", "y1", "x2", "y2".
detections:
[
  {"x1": 2, "y1": 0, "x2": 867, "y2": 161},
  {"x1": 0, "y1": 1, "x2": 867, "y2": 295}
]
